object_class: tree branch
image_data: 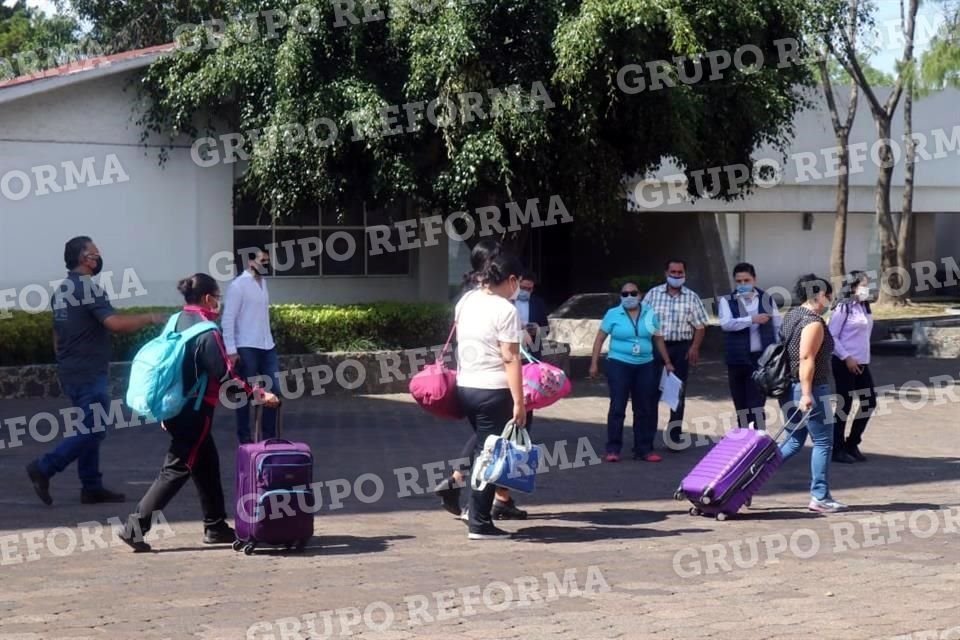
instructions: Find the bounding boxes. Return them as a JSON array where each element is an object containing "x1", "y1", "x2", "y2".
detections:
[{"x1": 818, "y1": 52, "x2": 845, "y2": 135}]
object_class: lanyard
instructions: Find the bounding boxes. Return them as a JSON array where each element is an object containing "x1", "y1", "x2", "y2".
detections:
[{"x1": 627, "y1": 308, "x2": 641, "y2": 339}]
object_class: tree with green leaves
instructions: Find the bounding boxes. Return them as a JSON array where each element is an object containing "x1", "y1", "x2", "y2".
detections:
[
  {"x1": 921, "y1": 1, "x2": 960, "y2": 88},
  {"x1": 137, "y1": 0, "x2": 819, "y2": 255},
  {"x1": 65, "y1": 0, "x2": 227, "y2": 53},
  {"x1": 0, "y1": 0, "x2": 79, "y2": 78}
]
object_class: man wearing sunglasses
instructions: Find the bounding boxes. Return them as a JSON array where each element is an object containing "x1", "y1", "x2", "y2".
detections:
[
  {"x1": 222, "y1": 247, "x2": 280, "y2": 443},
  {"x1": 643, "y1": 259, "x2": 709, "y2": 450}
]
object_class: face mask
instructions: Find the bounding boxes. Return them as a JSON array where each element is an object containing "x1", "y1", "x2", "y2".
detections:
[
  {"x1": 90, "y1": 256, "x2": 103, "y2": 276},
  {"x1": 509, "y1": 282, "x2": 521, "y2": 301},
  {"x1": 667, "y1": 276, "x2": 685, "y2": 289},
  {"x1": 209, "y1": 298, "x2": 222, "y2": 316},
  {"x1": 735, "y1": 284, "x2": 754, "y2": 296},
  {"x1": 855, "y1": 286, "x2": 870, "y2": 302},
  {"x1": 622, "y1": 296, "x2": 640, "y2": 310},
  {"x1": 517, "y1": 290, "x2": 531, "y2": 302}
]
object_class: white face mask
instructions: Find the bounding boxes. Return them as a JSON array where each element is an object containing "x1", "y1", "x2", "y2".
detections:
[
  {"x1": 509, "y1": 281, "x2": 521, "y2": 301},
  {"x1": 855, "y1": 286, "x2": 871, "y2": 302}
]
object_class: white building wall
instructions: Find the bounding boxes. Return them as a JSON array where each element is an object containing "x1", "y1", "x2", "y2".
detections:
[
  {"x1": 742, "y1": 212, "x2": 876, "y2": 291},
  {"x1": 0, "y1": 70, "x2": 448, "y2": 310}
]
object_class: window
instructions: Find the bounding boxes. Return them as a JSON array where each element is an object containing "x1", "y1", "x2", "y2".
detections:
[{"x1": 232, "y1": 186, "x2": 412, "y2": 277}]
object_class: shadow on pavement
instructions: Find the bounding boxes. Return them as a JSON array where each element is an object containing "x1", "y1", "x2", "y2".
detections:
[
  {"x1": 512, "y1": 524, "x2": 709, "y2": 543},
  {"x1": 528, "y1": 508, "x2": 677, "y2": 526}
]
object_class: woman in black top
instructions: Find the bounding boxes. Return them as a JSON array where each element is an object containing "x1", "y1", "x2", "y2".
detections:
[
  {"x1": 119, "y1": 274, "x2": 280, "y2": 552},
  {"x1": 778, "y1": 274, "x2": 848, "y2": 514}
]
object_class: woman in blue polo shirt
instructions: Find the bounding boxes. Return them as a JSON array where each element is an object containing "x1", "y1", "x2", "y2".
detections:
[{"x1": 589, "y1": 282, "x2": 675, "y2": 462}]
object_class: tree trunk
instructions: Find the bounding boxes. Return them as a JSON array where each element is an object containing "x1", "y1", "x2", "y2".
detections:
[
  {"x1": 897, "y1": 75, "x2": 916, "y2": 287},
  {"x1": 830, "y1": 137, "x2": 850, "y2": 279},
  {"x1": 874, "y1": 116, "x2": 903, "y2": 305}
]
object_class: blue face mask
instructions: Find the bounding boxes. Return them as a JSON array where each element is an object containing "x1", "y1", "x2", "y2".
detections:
[
  {"x1": 666, "y1": 276, "x2": 685, "y2": 289},
  {"x1": 517, "y1": 290, "x2": 531, "y2": 302},
  {"x1": 622, "y1": 296, "x2": 640, "y2": 310},
  {"x1": 735, "y1": 284, "x2": 754, "y2": 295}
]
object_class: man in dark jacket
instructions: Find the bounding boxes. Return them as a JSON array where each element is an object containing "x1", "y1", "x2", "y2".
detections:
[{"x1": 718, "y1": 262, "x2": 782, "y2": 430}]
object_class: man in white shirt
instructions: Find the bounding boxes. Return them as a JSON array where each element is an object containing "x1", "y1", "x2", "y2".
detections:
[
  {"x1": 718, "y1": 262, "x2": 782, "y2": 430},
  {"x1": 222, "y1": 248, "x2": 279, "y2": 443}
]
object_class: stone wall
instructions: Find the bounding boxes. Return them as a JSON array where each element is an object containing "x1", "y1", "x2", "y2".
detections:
[
  {"x1": 0, "y1": 343, "x2": 571, "y2": 400},
  {"x1": 913, "y1": 319, "x2": 960, "y2": 359}
]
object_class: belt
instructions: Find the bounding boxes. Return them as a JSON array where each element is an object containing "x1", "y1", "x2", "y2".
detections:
[{"x1": 664, "y1": 339, "x2": 691, "y2": 344}]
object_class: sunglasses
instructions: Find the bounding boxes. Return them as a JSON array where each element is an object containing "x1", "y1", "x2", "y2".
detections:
[{"x1": 620, "y1": 291, "x2": 639, "y2": 298}]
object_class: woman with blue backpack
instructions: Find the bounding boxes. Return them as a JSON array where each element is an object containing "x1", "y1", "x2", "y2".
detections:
[{"x1": 119, "y1": 273, "x2": 280, "y2": 552}]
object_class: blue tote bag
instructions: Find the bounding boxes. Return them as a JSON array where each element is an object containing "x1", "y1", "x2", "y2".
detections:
[{"x1": 471, "y1": 421, "x2": 540, "y2": 494}]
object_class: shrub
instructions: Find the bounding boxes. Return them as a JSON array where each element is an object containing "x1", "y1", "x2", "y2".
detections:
[
  {"x1": 610, "y1": 275, "x2": 661, "y2": 294},
  {"x1": 0, "y1": 303, "x2": 453, "y2": 366}
]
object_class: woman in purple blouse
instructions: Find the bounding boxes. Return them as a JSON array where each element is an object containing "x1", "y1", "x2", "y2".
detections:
[{"x1": 828, "y1": 271, "x2": 876, "y2": 464}]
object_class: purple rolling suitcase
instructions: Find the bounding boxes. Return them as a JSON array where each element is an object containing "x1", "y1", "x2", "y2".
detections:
[
  {"x1": 674, "y1": 411, "x2": 807, "y2": 520},
  {"x1": 234, "y1": 405, "x2": 315, "y2": 554}
]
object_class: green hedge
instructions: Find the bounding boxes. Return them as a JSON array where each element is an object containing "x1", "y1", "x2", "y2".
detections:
[{"x1": 0, "y1": 303, "x2": 453, "y2": 366}]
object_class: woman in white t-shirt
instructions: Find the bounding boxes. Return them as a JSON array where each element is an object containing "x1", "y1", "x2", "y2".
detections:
[{"x1": 455, "y1": 251, "x2": 527, "y2": 540}]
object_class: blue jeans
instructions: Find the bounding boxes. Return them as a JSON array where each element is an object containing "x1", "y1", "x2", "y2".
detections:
[
  {"x1": 605, "y1": 358, "x2": 657, "y2": 456},
  {"x1": 236, "y1": 347, "x2": 280, "y2": 442},
  {"x1": 37, "y1": 374, "x2": 110, "y2": 489},
  {"x1": 779, "y1": 383, "x2": 834, "y2": 501}
]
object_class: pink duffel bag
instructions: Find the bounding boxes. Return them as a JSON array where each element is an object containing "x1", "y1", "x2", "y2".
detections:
[
  {"x1": 409, "y1": 324, "x2": 464, "y2": 420},
  {"x1": 521, "y1": 345, "x2": 572, "y2": 410}
]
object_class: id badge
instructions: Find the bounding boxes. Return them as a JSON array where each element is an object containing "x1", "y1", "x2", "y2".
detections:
[{"x1": 632, "y1": 343, "x2": 641, "y2": 355}]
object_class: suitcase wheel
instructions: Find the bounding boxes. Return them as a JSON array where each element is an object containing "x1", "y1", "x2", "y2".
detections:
[
  {"x1": 716, "y1": 512, "x2": 729, "y2": 521},
  {"x1": 243, "y1": 543, "x2": 257, "y2": 556},
  {"x1": 673, "y1": 490, "x2": 684, "y2": 501},
  {"x1": 688, "y1": 507, "x2": 701, "y2": 517},
  {"x1": 232, "y1": 540, "x2": 244, "y2": 552}
]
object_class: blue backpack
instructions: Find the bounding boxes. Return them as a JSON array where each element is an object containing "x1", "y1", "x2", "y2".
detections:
[{"x1": 126, "y1": 312, "x2": 220, "y2": 423}]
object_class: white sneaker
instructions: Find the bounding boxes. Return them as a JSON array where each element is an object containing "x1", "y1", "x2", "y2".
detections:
[
  {"x1": 808, "y1": 497, "x2": 848, "y2": 513},
  {"x1": 459, "y1": 508, "x2": 469, "y2": 522}
]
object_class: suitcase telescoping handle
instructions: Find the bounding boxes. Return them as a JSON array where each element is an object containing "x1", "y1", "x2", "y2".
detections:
[
  {"x1": 769, "y1": 407, "x2": 812, "y2": 444},
  {"x1": 253, "y1": 400, "x2": 284, "y2": 443}
]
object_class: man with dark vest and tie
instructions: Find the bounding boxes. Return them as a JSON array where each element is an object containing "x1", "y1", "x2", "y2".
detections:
[{"x1": 718, "y1": 262, "x2": 782, "y2": 430}]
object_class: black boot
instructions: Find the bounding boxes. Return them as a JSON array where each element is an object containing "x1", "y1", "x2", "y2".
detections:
[
  {"x1": 433, "y1": 476, "x2": 463, "y2": 516},
  {"x1": 832, "y1": 450, "x2": 856, "y2": 464},
  {"x1": 846, "y1": 443, "x2": 867, "y2": 462},
  {"x1": 492, "y1": 498, "x2": 528, "y2": 520},
  {"x1": 26, "y1": 462, "x2": 52, "y2": 506},
  {"x1": 203, "y1": 521, "x2": 236, "y2": 544}
]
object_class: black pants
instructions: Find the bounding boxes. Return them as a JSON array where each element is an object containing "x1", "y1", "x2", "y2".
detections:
[
  {"x1": 124, "y1": 403, "x2": 227, "y2": 541},
  {"x1": 831, "y1": 357, "x2": 876, "y2": 449},
  {"x1": 728, "y1": 352, "x2": 767, "y2": 429},
  {"x1": 457, "y1": 386, "x2": 514, "y2": 531},
  {"x1": 654, "y1": 340, "x2": 691, "y2": 439}
]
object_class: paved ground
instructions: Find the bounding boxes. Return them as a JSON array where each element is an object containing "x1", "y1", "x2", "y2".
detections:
[{"x1": 1, "y1": 355, "x2": 958, "y2": 640}]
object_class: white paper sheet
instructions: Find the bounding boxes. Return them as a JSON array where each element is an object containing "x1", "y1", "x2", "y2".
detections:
[{"x1": 659, "y1": 369, "x2": 683, "y2": 411}]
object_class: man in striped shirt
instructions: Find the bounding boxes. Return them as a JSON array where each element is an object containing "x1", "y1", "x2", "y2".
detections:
[{"x1": 643, "y1": 259, "x2": 709, "y2": 449}]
